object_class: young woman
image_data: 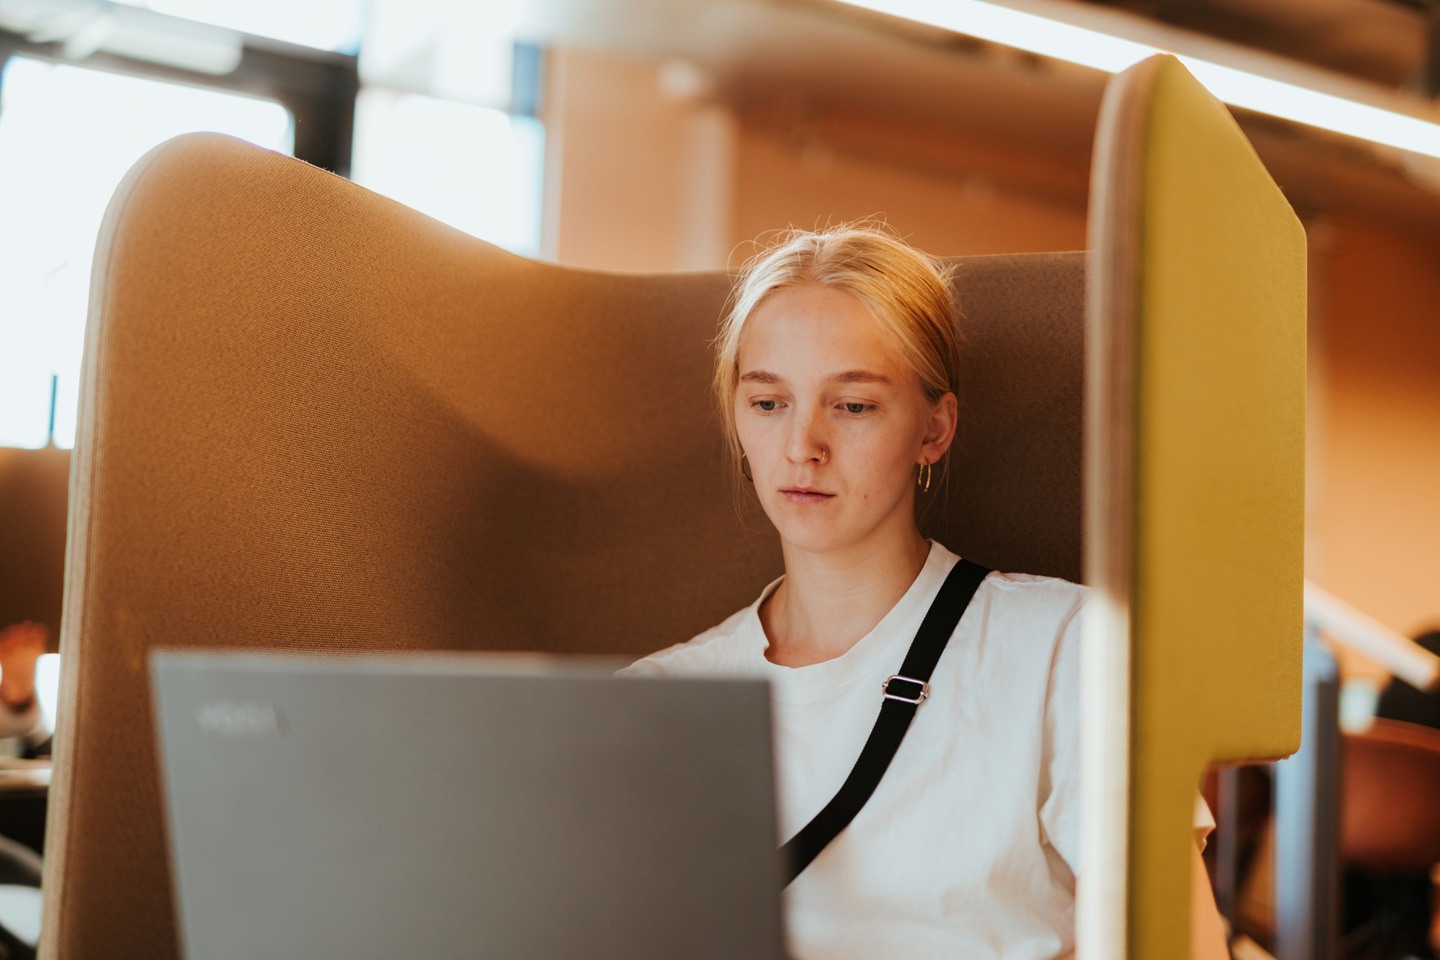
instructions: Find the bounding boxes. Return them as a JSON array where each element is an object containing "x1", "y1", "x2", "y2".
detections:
[{"x1": 621, "y1": 224, "x2": 1219, "y2": 959}]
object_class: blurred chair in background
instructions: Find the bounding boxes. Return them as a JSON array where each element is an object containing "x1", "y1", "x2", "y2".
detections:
[
  {"x1": 1341, "y1": 630, "x2": 1440, "y2": 960},
  {"x1": 0, "y1": 447, "x2": 67, "y2": 659},
  {"x1": 0, "y1": 448, "x2": 54, "y2": 960},
  {"x1": 0, "y1": 447, "x2": 65, "y2": 860},
  {"x1": 1210, "y1": 623, "x2": 1440, "y2": 960}
]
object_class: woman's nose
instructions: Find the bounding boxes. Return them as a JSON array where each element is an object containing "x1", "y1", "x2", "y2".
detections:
[{"x1": 785, "y1": 404, "x2": 829, "y2": 464}]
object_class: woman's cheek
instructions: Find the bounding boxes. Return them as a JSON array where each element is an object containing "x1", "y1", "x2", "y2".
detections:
[{"x1": 850, "y1": 432, "x2": 904, "y2": 477}]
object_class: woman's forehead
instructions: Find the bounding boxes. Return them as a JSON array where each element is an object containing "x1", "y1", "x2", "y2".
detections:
[{"x1": 738, "y1": 285, "x2": 912, "y2": 383}]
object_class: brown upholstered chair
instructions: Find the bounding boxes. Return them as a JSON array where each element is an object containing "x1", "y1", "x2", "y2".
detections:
[
  {"x1": 1342, "y1": 718, "x2": 1440, "y2": 873},
  {"x1": 41, "y1": 133, "x2": 1083, "y2": 959}
]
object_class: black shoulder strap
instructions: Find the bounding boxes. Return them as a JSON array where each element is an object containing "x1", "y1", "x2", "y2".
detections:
[{"x1": 779, "y1": 558, "x2": 991, "y2": 885}]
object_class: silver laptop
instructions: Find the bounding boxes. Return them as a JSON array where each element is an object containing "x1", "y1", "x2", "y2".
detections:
[{"x1": 151, "y1": 651, "x2": 786, "y2": 960}]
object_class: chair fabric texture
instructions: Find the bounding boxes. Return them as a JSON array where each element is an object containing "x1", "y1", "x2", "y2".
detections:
[
  {"x1": 1086, "y1": 55, "x2": 1306, "y2": 960},
  {"x1": 42, "y1": 133, "x2": 1084, "y2": 960}
]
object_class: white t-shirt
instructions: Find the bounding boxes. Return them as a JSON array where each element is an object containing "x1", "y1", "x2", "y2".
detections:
[{"x1": 620, "y1": 540, "x2": 1088, "y2": 960}]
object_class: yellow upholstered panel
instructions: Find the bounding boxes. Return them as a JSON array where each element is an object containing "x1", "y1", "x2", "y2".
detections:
[{"x1": 1129, "y1": 57, "x2": 1306, "y2": 957}]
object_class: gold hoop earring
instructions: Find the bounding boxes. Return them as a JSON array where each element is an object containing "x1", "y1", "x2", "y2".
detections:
[
  {"x1": 918, "y1": 461, "x2": 932, "y2": 493},
  {"x1": 740, "y1": 453, "x2": 753, "y2": 482}
]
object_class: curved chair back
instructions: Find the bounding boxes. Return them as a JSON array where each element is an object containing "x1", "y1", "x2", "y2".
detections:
[
  {"x1": 42, "y1": 133, "x2": 1084, "y2": 960},
  {"x1": 1342, "y1": 718, "x2": 1440, "y2": 872}
]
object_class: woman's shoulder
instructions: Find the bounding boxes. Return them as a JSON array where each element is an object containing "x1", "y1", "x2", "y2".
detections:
[
  {"x1": 616, "y1": 604, "x2": 759, "y2": 678},
  {"x1": 970, "y1": 566, "x2": 1091, "y2": 645},
  {"x1": 962, "y1": 568, "x2": 1088, "y2": 712},
  {"x1": 931, "y1": 542, "x2": 1088, "y2": 618},
  {"x1": 981, "y1": 569, "x2": 1089, "y2": 609}
]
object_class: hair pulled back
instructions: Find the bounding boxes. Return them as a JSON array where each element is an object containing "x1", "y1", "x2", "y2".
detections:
[{"x1": 714, "y1": 222, "x2": 962, "y2": 466}]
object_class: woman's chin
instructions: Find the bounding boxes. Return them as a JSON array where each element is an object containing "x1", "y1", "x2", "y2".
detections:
[
  {"x1": 769, "y1": 515, "x2": 866, "y2": 557},
  {"x1": 764, "y1": 494, "x2": 915, "y2": 558}
]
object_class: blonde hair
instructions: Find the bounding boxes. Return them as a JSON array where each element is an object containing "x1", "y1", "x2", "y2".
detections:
[{"x1": 714, "y1": 223, "x2": 962, "y2": 465}]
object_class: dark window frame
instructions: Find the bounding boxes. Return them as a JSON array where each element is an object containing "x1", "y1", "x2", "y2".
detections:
[{"x1": 0, "y1": 26, "x2": 358, "y2": 176}]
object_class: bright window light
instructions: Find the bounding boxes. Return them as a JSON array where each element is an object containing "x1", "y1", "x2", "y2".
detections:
[
  {"x1": 351, "y1": 89, "x2": 544, "y2": 255},
  {"x1": 362, "y1": 0, "x2": 523, "y2": 106},
  {"x1": 0, "y1": 57, "x2": 293, "y2": 449},
  {"x1": 34, "y1": 654, "x2": 60, "y2": 736},
  {"x1": 113, "y1": 0, "x2": 365, "y2": 53},
  {"x1": 840, "y1": 0, "x2": 1440, "y2": 159}
]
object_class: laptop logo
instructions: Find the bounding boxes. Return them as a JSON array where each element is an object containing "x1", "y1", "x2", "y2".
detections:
[{"x1": 194, "y1": 701, "x2": 284, "y2": 738}]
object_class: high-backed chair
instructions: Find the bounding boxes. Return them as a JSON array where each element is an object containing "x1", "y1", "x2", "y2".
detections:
[{"x1": 41, "y1": 54, "x2": 1302, "y2": 960}]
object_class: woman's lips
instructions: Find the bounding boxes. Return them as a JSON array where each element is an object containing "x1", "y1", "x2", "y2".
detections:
[{"x1": 780, "y1": 488, "x2": 835, "y2": 505}]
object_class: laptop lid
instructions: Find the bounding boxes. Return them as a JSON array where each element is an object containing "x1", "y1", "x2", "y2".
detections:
[{"x1": 151, "y1": 652, "x2": 785, "y2": 960}]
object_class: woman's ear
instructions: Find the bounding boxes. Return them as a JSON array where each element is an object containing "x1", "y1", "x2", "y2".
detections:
[{"x1": 920, "y1": 392, "x2": 958, "y2": 462}]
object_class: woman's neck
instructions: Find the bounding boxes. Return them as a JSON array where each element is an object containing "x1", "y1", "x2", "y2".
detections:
[{"x1": 760, "y1": 524, "x2": 931, "y2": 668}]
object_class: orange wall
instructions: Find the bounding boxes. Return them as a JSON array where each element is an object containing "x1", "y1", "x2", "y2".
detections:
[
  {"x1": 542, "y1": 49, "x2": 1087, "y2": 271},
  {"x1": 1313, "y1": 215, "x2": 1440, "y2": 642},
  {"x1": 542, "y1": 49, "x2": 703, "y2": 272},
  {"x1": 731, "y1": 125, "x2": 1086, "y2": 261}
]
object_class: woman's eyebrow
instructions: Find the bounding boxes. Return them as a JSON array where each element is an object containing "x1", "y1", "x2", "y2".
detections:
[
  {"x1": 832, "y1": 370, "x2": 892, "y2": 385},
  {"x1": 739, "y1": 370, "x2": 784, "y2": 384}
]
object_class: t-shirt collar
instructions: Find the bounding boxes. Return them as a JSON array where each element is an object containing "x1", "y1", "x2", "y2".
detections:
[{"x1": 741, "y1": 540, "x2": 960, "y2": 701}]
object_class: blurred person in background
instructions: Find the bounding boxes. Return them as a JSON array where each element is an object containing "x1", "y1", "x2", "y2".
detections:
[
  {"x1": 1376, "y1": 631, "x2": 1440, "y2": 730},
  {"x1": 0, "y1": 622, "x2": 49, "y2": 754}
]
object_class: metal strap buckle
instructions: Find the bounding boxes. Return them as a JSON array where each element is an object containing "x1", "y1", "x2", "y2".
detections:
[{"x1": 881, "y1": 674, "x2": 929, "y2": 705}]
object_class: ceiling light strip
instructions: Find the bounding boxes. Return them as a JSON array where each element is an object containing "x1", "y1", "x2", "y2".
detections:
[{"x1": 840, "y1": 0, "x2": 1440, "y2": 159}]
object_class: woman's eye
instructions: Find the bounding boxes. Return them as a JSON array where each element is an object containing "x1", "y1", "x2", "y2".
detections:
[
  {"x1": 842, "y1": 402, "x2": 872, "y2": 415},
  {"x1": 754, "y1": 399, "x2": 779, "y2": 412}
]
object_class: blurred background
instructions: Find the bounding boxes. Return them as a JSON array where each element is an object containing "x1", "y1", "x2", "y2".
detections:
[{"x1": 0, "y1": 0, "x2": 1435, "y2": 957}]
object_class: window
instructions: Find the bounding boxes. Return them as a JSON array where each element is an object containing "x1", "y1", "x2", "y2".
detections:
[
  {"x1": 0, "y1": 57, "x2": 293, "y2": 448},
  {"x1": 352, "y1": 89, "x2": 544, "y2": 255},
  {"x1": 114, "y1": 0, "x2": 365, "y2": 53},
  {"x1": 0, "y1": 1, "x2": 545, "y2": 449}
]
